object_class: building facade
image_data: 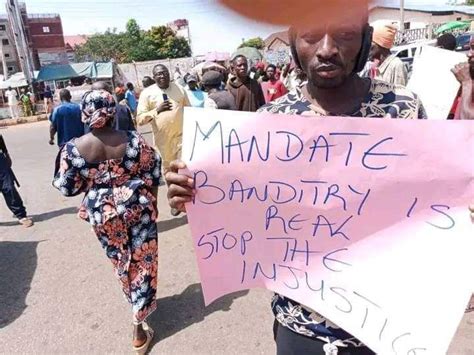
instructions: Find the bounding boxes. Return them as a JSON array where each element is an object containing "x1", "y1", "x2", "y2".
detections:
[
  {"x1": 1, "y1": 2, "x2": 67, "y2": 74},
  {"x1": 167, "y1": 19, "x2": 191, "y2": 44},
  {"x1": 262, "y1": 30, "x2": 291, "y2": 65},
  {"x1": 64, "y1": 35, "x2": 88, "y2": 63},
  {"x1": 27, "y1": 14, "x2": 67, "y2": 67},
  {"x1": 369, "y1": 3, "x2": 474, "y2": 30},
  {"x1": 0, "y1": 15, "x2": 20, "y2": 75}
]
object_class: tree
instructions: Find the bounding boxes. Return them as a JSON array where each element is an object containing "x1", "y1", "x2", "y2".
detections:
[
  {"x1": 75, "y1": 29, "x2": 127, "y2": 62},
  {"x1": 239, "y1": 37, "x2": 265, "y2": 49},
  {"x1": 75, "y1": 19, "x2": 192, "y2": 63},
  {"x1": 466, "y1": 0, "x2": 474, "y2": 5},
  {"x1": 145, "y1": 25, "x2": 192, "y2": 59}
]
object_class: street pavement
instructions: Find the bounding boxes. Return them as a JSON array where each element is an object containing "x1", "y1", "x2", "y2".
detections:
[{"x1": 0, "y1": 121, "x2": 472, "y2": 355}]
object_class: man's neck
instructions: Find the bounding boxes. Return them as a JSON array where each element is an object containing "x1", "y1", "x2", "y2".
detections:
[
  {"x1": 237, "y1": 75, "x2": 249, "y2": 83},
  {"x1": 304, "y1": 74, "x2": 370, "y2": 115}
]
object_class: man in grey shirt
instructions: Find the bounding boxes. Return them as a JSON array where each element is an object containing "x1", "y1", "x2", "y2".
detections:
[{"x1": 202, "y1": 70, "x2": 237, "y2": 110}]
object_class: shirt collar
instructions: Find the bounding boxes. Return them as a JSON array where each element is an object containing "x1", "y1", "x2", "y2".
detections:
[{"x1": 378, "y1": 55, "x2": 397, "y2": 74}]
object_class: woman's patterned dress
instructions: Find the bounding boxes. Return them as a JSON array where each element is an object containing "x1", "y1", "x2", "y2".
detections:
[{"x1": 53, "y1": 131, "x2": 161, "y2": 323}]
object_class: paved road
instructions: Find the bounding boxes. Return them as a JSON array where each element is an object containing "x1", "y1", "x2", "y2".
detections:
[{"x1": 0, "y1": 122, "x2": 472, "y2": 354}]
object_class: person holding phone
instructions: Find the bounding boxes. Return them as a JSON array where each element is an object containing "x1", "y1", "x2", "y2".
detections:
[{"x1": 136, "y1": 64, "x2": 190, "y2": 177}]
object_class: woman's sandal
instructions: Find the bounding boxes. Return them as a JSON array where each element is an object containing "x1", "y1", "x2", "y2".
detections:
[{"x1": 133, "y1": 322, "x2": 154, "y2": 355}]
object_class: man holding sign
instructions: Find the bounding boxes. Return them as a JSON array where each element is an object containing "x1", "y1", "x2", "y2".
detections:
[{"x1": 166, "y1": 1, "x2": 472, "y2": 354}]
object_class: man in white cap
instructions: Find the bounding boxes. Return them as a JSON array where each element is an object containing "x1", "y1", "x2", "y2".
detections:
[{"x1": 368, "y1": 21, "x2": 408, "y2": 86}]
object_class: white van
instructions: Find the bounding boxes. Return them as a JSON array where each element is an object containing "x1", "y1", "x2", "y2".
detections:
[{"x1": 391, "y1": 40, "x2": 437, "y2": 75}]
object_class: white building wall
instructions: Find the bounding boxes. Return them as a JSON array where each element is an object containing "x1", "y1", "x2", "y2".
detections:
[{"x1": 369, "y1": 8, "x2": 473, "y2": 27}]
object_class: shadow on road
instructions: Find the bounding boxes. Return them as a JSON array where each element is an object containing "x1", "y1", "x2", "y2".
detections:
[
  {"x1": 148, "y1": 283, "x2": 248, "y2": 348},
  {"x1": 0, "y1": 241, "x2": 39, "y2": 329},
  {"x1": 0, "y1": 206, "x2": 77, "y2": 227},
  {"x1": 157, "y1": 215, "x2": 188, "y2": 233}
]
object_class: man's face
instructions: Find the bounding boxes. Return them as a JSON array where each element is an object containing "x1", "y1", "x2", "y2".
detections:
[
  {"x1": 233, "y1": 57, "x2": 249, "y2": 79},
  {"x1": 294, "y1": 19, "x2": 365, "y2": 89},
  {"x1": 368, "y1": 43, "x2": 383, "y2": 62},
  {"x1": 468, "y1": 36, "x2": 474, "y2": 78},
  {"x1": 266, "y1": 67, "x2": 276, "y2": 80},
  {"x1": 153, "y1": 67, "x2": 170, "y2": 89}
]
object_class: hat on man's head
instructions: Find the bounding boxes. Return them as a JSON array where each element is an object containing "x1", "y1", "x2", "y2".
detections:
[
  {"x1": 202, "y1": 70, "x2": 223, "y2": 87},
  {"x1": 186, "y1": 74, "x2": 198, "y2": 83},
  {"x1": 372, "y1": 20, "x2": 398, "y2": 50}
]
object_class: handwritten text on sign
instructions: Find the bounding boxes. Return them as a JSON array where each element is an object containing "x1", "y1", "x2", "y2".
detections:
[{"x1": 182, "y1": 108, "x2": 474, "y2": 354}]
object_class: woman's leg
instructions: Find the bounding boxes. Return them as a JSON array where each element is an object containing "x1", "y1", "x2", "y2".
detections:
[
  {"x1": 93, "y1": 218, "x2": 145, "y2": 345},
  {"x1": 133, "y1": 324, "x2": 148, "y2": 347},
  {"x1": 127, "y1": 202, "x2": 158, "y2": 346}
]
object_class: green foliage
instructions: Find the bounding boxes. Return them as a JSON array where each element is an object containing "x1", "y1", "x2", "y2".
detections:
[
  {"x1": 239, "y1": 37, "x2": 265, "y2": 50},
  {"x1": 75, "y1": 29, "x2": 127, "y2": 63},
  {"x1": 75, "y1": 19, "x2": 192, "y2": 63},
  {"x1": 466, "y1": 0, "x2": 473, "y2": 5}
]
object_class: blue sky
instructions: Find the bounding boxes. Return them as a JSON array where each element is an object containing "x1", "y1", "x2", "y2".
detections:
[{"x1": 16, "y1": 0, "x2": 452, "y2": 55}]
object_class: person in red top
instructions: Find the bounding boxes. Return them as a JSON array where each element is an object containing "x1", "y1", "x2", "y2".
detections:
[{"x1": 261, "y1": 64, "x2": 288, "y2": 103}]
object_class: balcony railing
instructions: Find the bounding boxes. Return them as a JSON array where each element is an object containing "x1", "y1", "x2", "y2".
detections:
[{"x1": 28, "y1": 13, "x2": 60, "y2": 19}]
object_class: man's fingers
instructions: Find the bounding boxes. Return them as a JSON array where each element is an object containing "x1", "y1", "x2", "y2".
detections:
[
  {"x1": 168, "y1": 160, "x2": 188, "y2": 173},
  {"x1": 169, "y1": 196, "x2": 193, "y2": 209},
  {"x1": 165, "y1": 172, "x2": 194, "y2": 188},
  {"x1": 167, "y1": 184, "x2": 194, "y2": 199}
]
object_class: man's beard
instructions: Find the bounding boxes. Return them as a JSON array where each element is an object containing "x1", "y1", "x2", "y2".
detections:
[{"x1": 311, "y1": 72, "x2": 348, "y2": 89}]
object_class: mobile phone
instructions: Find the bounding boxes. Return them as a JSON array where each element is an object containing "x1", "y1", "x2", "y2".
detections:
[{"x1": 162, "y1": 93, "x2": 168, "y2": 101}]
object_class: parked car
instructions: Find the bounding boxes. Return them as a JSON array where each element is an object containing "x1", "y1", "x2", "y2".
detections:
[
  {"x1": 456, "y1": 32, "x2": 473, "y2": 52},
  {"x1": 391, "y1": 40, "x2": 437, "y2": 76}
]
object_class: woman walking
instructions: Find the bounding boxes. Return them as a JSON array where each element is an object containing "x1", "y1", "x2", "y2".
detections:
[{"x1": 53, "y1": 89, "x2": 161, "y2": 354}]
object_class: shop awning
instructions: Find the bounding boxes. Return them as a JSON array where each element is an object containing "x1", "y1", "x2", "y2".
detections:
[
  {"x1": 37, "y1": 62, "x2": 114, "y2": 82},
  {"x1": 0, "y1": 71, "x2": 39, "y2": 89}
]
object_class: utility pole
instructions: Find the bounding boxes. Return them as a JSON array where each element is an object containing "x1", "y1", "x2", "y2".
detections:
[
  {"x1": 6, "y1": 0, "x2": 34, "y2": 87},
  {"x1": 399, "y1": 0, "x2": 405, "y2": 44},
  {"x1": 400, "y1": 0, "x2": 405, "y2": 33}
]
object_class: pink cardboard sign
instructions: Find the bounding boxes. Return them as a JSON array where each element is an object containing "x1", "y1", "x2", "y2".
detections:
[{"x1": 182, "y1": 107, "x2": 474, "y2": 354}]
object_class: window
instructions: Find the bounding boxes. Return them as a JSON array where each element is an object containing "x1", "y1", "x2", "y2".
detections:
[
  {"x1": 0, "y1": 25, "x2": 6, "y2": 31},
  {"x1": 398, "y1": 50, "x2": 408, "y2": 58},
  {"x1": 7, "y1": 66, "x2": 13, "y2": 72},
  {"x1": 457, "y1": 17, "x2": 462, "y2": 21},
  {"x1": 43, "y1": 26, "x2": 50, "y2": 33},
  {"x1": 4, "y1": 53, "x2": 10, "y2": 58},
  {"x1": 2, "y1": 39, "x2": 9, "y2": 45}
]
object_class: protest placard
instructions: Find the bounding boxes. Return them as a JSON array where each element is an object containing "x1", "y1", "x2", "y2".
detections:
[
  {"x1": 408, "y1": 46, "x2": 467, "y2": 120},
  {"x1": 182, "y1": 107, "x2": 474, "y2": 354}
]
